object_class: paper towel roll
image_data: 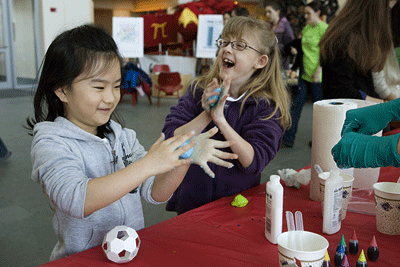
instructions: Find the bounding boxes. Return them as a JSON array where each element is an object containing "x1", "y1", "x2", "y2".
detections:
[{"x1": 310, "y1": 99, "x2": 358, "y2": 201}]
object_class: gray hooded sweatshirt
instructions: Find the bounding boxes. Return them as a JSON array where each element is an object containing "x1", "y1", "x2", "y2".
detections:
[{"x1": 31, "y1": 117, "x2": 161, "y2": 261}]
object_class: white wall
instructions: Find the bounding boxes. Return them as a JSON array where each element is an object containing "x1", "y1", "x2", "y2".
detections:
[{"x1": 40, "y1": 0, "x2": 94, "y2": 53}]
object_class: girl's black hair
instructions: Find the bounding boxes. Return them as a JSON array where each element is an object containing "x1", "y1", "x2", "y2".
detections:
[{"x1": 26, "y1": 24, "x2": 124, "y2": 137}]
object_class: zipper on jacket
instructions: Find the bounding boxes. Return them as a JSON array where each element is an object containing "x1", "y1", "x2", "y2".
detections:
[{"x1": 111, "y1": 149, "x2": 118, "y2": 172}]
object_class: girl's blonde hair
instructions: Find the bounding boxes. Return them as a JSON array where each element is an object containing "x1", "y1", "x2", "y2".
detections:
[{"x1": 193, "y1": 16, "x2": 291, "y2": 129}]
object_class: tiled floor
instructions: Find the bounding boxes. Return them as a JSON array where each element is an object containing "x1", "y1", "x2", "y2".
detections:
[{"x1": 0, "y1": 90, "x2": 313, "y2": 267}]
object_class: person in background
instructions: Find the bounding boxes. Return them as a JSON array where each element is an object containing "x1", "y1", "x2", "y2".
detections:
[
  {"x1": 162, "y1": 16, "x2": 291, "y2": 214},
  {"x1": 27, "y1": 24, "x2": 236, "y2": 261},
  {"x1": 320, "y1": 0, "x2": 394, "y2": 102},
  {"x1": 265, "y1": 1, "x2": 295, "y2": 70},
  {"x1": 372, "y1": 0, "x2": 400, "y2": 101},
  {"x1": 231, "y1": 6, "x2": 250, "y2": 17},
  {"x1": 366, "y1": 0, "x2": 400, "y2": 102},
  {"x1": 282, "y1": 0, "x2": 327, "y2": 148},
  {"x1": 372, "y1": 46, "x2": 400, "y2": 101},
  {"x1": 0, "y1": 138, "x2": 11, "y2": 161}
]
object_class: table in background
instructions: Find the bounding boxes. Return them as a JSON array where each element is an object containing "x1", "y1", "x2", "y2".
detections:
[{"x1": 40, "y1": 167, "x2": 400, "y2": 266}]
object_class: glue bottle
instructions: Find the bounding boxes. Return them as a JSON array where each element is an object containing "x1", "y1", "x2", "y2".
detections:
[
  {"x1": 323, "y1": 170, "x2": 343, "y2": 235},
  {"x1": 265, "y1": 175, "x2": 283, "y2": 244}
]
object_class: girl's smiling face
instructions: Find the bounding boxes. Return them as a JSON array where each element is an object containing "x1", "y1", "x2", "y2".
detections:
[
  {"x1": 55, "y1": 58, "x2": 121, "y2": 135},
  {"x1": 218, "y1": 33, "x2": 268, "y2": 95}
]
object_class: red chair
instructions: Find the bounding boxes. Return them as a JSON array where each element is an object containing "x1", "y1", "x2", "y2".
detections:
[
  {"x1": 152, "y1": 64, "x2": 170, "y2": 73},
  {"x1": 155, "y1": 72, "x2": 183, "y2": 106}
]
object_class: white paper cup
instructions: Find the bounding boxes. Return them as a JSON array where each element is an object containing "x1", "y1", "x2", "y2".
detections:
[
  {"x1": 373, "y1": 182, "x2": 400, "y2": 235},
  {"x1": 319, "y1": 172, "x2": 354, "y2": 220},
  {"x1": 277, "y1": 231, "x2": 329, "y2": 267}
]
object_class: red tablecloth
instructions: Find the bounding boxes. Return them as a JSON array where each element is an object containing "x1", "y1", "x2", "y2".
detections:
[{"x1": 41, "y1": 167, "x2": 400, "y2": 266}]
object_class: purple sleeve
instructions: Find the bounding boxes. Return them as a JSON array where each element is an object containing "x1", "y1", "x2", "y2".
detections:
[
  {"x1": 162, "y1": 85, "x2": 204, "y2": 138},
  {"x1": 283, "y1": 21, "x2": 295, "y2": 50},
  {"x1": 236, "y1": 101, "x2": 284, "y2": 175}
]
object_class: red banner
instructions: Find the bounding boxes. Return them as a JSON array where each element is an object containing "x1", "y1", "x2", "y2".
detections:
[{"x1": 143, "y1": 10, "x2": 177, "y2": 47}]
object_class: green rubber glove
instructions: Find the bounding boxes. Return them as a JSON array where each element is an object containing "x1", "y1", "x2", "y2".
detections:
[
  {"x1": 341, "y1": 98, "x2": 400, "y2": 136},
  {"x1": 331, "y1": 132, "x2": 400, "y2": 168}
]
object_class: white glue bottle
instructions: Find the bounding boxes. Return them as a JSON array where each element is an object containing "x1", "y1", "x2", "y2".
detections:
[
  {"x1": 265, "y1": 175, "x2": 283, "y2": 244},
  {"x1": 323, "y1": 169, "x2": 343, "y2": 235}
]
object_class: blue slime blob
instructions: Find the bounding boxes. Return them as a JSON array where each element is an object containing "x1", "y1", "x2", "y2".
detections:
[
  {"x1": 208, "y1": 87, "x2": 222, "y2": 107},
  {"x1": 179, "y1": 140, "x2": 194, "y2": 159}
]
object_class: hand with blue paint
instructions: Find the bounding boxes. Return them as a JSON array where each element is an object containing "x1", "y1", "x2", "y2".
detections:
[
  {"x1": 208, "y1": 87, "x2": 222, "y2": 108},
  {"x1": 145, "y1": 132, "x2": 195, "y2": 175},
  {"x1": 188, "y1": 127, "x2": 238, "y2": 178},
  {"x1": 178, "y1": 140, "x2": 194, "y2": 159},
  {"x1": 331, "y1": 132, "x2": 400, "y2": 168},
  {"x1": 202, "y1": 78, "x2": 229, "y2": 112}
]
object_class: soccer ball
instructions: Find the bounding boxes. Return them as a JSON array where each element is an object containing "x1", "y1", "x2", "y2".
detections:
[{"x1": 102, "y1": 225, "x2": 141, "y2": 263}]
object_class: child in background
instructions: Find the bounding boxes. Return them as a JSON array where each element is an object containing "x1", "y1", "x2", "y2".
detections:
[
  {"x1": 265, "y1": 1, "x2": 295, "y2": 70},
  {"x1": 282, "y1": 0, "x2": 328, "y2": 148},
  {"x1": 27, "y1": 25, "x2": 236, "y2": 261},
  {"x1": 162, "y1": 16, "x2": 291, "y2": 214}
]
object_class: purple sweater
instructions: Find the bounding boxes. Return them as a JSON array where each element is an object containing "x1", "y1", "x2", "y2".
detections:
[
  {"x1": 275, "y1": 17, "x2": 295, "y2": 70},
  {"x1": 162, "y1": 86, "x2": 284, "y2": 214}
]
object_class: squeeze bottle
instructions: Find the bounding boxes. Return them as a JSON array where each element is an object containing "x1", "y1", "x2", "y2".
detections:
[
  {"x1": 265, "y1": 175, "x2": 283, "y2": 244},
  {"x1": 323, "y1": 170, "x2": 343, "y2": 234}
]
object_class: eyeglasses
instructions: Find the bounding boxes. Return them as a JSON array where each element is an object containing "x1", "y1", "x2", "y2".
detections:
[{"x1": 216, "y1": 39, "x2": 263, "y2": 54}]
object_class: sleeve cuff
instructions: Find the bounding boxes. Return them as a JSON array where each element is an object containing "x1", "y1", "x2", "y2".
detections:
[{"x1": 359, "y1": 90, "x2": 367, "y2": 100}]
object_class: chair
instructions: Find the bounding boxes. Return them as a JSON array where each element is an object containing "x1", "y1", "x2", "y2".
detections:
[
  {"x1": 155, "y1": 72, "x2": 183, "y2": 106},
  {"x1": 152, "y1": 64, "x2": 170, "y2": 73},
  {"x1": 120, "y1": 62, "x2": 153, "y2": 106}
]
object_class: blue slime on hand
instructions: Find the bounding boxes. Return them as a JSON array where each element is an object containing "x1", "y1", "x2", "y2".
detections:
[
  {"x1": 179, "y1": 140, "x2": 194, "y2": 159},
  {"x1": 208, "y1": 87, "x2": 222, "y2": 107}
]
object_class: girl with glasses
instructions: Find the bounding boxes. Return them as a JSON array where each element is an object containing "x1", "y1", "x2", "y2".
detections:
[{"x1": 162, "y1": 16, "x2": 291, "y2": 215}]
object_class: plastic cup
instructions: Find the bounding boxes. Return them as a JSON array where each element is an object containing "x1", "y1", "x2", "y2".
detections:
[
  {"x1": 373, "y1": 182, "x2": 400, "y2": 235},
  {"x1": 277, "y1": 231, "x2": 329, "y2": 267},
  {"x1": 319, "y1": 172, "x2": 354, "y2": 220}
]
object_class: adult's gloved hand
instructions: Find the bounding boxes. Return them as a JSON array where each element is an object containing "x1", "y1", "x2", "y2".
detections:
[
  {"x1": 331, "y1": 132, "x2": 400, "y2": 168},
  {"x1": 341, "y1": 98, "x2": 400, "y2": 136}
]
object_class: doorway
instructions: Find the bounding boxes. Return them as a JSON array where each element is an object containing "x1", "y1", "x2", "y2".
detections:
[{"x1": 0, "y1": 0, "x2": 40, "y2": 90}]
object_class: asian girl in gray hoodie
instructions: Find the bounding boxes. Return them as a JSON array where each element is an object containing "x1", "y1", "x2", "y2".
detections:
[{"x1": 27, "y1": 25, "x2": 237, "y2": 261}]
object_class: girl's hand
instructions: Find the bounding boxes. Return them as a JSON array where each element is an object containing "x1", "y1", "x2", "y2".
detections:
[
  {"x1": 144, "y1": 132, "x2": 195, "y2": 175},
  {"x1": 202, "y1": 78, "x2": 221, "y2": 113},
  {"x1": 290, "y1": 46, "x2": 297, "y2": 55},
  {"x1": 210, "y1": 78, "x2": 231, "y2": 125},
  {"x1": 189, "y1": 127, "x2": 238, "y2": 178},
  {"x1": 312, "y1": 66, "x2": 322, "y2": 83}
]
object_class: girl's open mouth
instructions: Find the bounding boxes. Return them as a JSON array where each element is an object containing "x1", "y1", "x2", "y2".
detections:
[{"x1": 223, "y1": 58, "x2": 235, "y2": 68}]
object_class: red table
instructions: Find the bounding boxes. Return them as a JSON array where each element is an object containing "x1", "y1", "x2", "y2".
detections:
[{"x1": 40, "y1": 167, "x2": 400, "y2": 266}]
